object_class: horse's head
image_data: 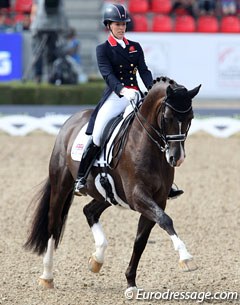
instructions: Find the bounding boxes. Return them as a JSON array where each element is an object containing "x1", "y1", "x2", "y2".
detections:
[{"x1": 158, "y1": 83, "x2": 201, "y2": 167}]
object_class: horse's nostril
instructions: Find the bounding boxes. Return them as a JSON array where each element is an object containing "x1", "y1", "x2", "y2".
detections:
[{"x1": 169, "y1": 156, "x2": 176, "y2": 167}]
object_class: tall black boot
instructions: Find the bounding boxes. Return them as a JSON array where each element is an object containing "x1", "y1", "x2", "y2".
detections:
[
  {"x1": 168, "y1": 184, "x2": 184, "y2": 199},
  {"x1": 74, "y1": 140, "x2": 101, "y2": 196}
]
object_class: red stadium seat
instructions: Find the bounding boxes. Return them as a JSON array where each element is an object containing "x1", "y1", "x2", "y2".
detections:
[
  {"x1": 174, "y1": 15, "x2": 196, "y2": 32},
  {"x1": 128, "y1": 0, "x2": 149, "y2": 13},
  {"x1": 13, "y1": 12, "x2": 31, "y2": 29},
  {"x1": 0, "y1": 8, "x2": 12, "y2": 26},
  {"x1": 14, "y1": 13, "x2": 25, "y2": 22},
  {"x1": 152, "y1": 14, "x2": 173, "y2": 32},
  {"x1": 151, "y1": 0, "x2": 172, "y2": 14},
  {"x1": 14, "y1": 0, "x2": 32, "y2": 13},
  {"x1": 220, "y1": 16, "x2": 240, "y2": 33},
  {"x1": 197, "y1": 15, "x2": 219, "y2": 33},
  {"x1": 132, "y1": 14, "x2": 148, "y2": 31}
]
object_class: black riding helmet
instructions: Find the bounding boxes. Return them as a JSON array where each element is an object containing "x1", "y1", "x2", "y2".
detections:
[{"x1": 103, "y1": 4, "x2": 131, "y2": 26}]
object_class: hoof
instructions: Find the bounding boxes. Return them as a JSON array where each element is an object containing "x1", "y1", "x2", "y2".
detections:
[
  {"x1": 38, "y1": 278, "x2": 54, "y2": 289},
  {"x1": 124, "y1": 286, "x2": 138, "y2": 300},
  {"x1": 179, "y1": 259, "x2": 198, "y2": 272},
  {"x1": 88, "y1": 255, "x2": 103, "y2": 273}
]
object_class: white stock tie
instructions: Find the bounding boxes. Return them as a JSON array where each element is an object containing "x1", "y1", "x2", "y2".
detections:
[{"x1": 116, "y1": 38, "x2": 126, "y2": 49}]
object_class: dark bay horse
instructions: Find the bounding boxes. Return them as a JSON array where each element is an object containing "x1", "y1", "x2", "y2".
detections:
[{"x1": 24, "y1": 76, "x2": 201, "y2": 294}]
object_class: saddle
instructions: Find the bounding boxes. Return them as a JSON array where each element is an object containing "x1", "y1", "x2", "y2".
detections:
[
  {"x1": 97, "y1": 109, "x2": 135, "y2": 206},
  {"x1": 71, "y1": 101, "x2": 141, "y2": 206},
  {"x1": 71, "y1": 102, "x2": 139, "y2": 166},
  {"x1": 100, "y1": 108, "x2": 135, "y2": 167}
]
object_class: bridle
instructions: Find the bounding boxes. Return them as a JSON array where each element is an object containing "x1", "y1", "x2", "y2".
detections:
[{"x1": 130, "y1": 94, "x2": 192, "y2": 152}]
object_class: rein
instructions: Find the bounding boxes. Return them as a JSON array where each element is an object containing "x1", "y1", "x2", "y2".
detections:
[
  {"x1": 108, "y1": 92, "x2": 192, "y2": 169},
  {"x1": 130, "y1": 94, "x2": 191, "y2": 152},
  {"x1": 130, "y1": 97, "x2": 167, "y2": 152},
  {"x1": 107, "y1": 111, "x2": 135, "y2": 169}
]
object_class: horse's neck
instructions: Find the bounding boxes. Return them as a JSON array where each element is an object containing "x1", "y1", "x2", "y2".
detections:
[
  {"x1": 139, "y1": 94, "x2": 163, "y2": 126},
  {"x1": 127, "y1": 107, "x2": 170, "y2": 176},
  {"x1": 129, "y1": 95, "x2": 165, "y2": 154}
]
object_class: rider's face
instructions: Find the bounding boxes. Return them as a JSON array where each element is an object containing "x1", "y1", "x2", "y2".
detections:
[{"x1": 109, "y1": 22, "x2": 126, "y2": 39}]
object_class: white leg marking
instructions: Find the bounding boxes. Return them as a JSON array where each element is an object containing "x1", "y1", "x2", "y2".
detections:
[
  {"x1": 170, "y1": 235, "x2": 193, "y2": 261},
  {"x1": 91, "y1": 223, "x2": 108, "y2": 263},
  {"x1": 40, "y1": 236, "x2": 54, "y2": 280}
]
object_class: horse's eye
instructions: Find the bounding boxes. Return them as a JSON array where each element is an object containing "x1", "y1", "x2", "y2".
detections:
[{"x1": 164, "y1": 117, "x2": 172, "y2": 123}]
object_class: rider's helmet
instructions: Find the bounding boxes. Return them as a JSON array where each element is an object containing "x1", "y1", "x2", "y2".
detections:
[{"x1": 103, "y1": 4, "x2": 131, "y2": 26}]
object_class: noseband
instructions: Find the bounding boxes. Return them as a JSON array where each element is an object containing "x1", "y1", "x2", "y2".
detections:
[
  {"x1": 160, "y1": 100, "x2": 192, "y2": 144},
  {"x1": 130, "y1": 96, "x2": 192, "y2": 152}
]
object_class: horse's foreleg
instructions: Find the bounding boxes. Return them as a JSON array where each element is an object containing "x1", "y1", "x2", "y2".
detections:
[
  {"x1": 83, "y1": 200, "x2": 110, "y2": 273},
  {"x1": 132, "y1": 189, "x2": 197, "y2": 274},
  {"x1": 150, "y1": 210, "x2": 197, "y2": 272},
  {"x1": 151, "y1": 207, "x2": 197, "y2": 271},
  {"x1": 125, "y1": 215, "x2": 155, "y2": 294},
  {"x1": 170, "y1": 234, "x2": 197, "y2": 271},
  {"x1": 146, "y1": 209, "x2": 197, "y2": 272},
  {"x1": 39, "y1": 236, "x2": 55, "y2": 288}
]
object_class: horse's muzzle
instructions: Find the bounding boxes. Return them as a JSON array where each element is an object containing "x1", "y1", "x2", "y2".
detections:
[
  {"x1": 169, "y1": 156, "x2": 184, "y2": 167},
  {"x1": 166, "y1": 144, "x2": 185, "y2": 167}
]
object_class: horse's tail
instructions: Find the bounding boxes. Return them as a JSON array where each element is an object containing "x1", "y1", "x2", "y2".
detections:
[
  {"x1": 24, "y1": 178, "x2": 51, "y2": 255},
  {"x1": 24, "y1": 177, "x2": 73, "y2": 256}
]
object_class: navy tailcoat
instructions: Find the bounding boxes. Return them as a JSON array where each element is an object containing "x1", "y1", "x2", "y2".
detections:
[{"x1": 86, "y1": 35, "x2": 153, "y2": 135}]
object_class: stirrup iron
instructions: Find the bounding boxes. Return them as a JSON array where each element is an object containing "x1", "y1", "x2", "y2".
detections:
[
  {"x1": 74, "y1": 178, "x2": 87, "y2": 196},
  {"x1": 168, "y1": 184, "x2": 184, "y2": 200}
]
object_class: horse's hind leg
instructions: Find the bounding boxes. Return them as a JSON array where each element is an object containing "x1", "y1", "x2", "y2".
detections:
[
  {"x1": 83, "y1": 199, "x2": 111, "y2": 273},
  {"x1": 40, "y1": 167, "x2": 74, "y2": 288},
  {"x1": 39, "y1": 236, "x2": 55, "y2": 288}
]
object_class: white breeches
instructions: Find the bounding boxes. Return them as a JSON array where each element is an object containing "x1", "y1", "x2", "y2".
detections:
[{"x1": 92, "y1": 92, "x2": 136, "y2": 146}]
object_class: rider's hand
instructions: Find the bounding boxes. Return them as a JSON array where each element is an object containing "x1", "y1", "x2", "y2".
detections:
[{"x1": 120, "y1": 87, "x2": 138, "y2": 101}]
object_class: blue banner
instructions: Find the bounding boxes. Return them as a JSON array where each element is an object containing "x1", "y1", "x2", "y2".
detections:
[{"x1": 0, "y1": 33, "x2": 22, "y2": 81}]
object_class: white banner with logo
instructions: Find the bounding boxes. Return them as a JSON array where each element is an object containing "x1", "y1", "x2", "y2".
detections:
[
  {"x1": 127, "y1": 33, "x2": 240, "y2": 99},
  {"x1": 0, "y1": 115, "x2": 239, "y2": 137}
]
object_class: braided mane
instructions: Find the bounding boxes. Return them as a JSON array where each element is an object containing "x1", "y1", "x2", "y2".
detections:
[{"x1": 142, "y1": 76, "x2": 178, "y2": 106}]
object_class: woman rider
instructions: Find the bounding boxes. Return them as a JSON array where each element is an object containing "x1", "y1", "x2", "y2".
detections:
[{"x1": 74, "y1": 3, "x2": 183, "y2": 200}]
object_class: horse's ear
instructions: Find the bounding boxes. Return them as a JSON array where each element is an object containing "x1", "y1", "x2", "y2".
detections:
[
  {"x1": 188, "y1": 84, "x2": 201, "y2": 99},
  {"x1": 166, "y1": 85, "x2": 174, "y2": 96}
]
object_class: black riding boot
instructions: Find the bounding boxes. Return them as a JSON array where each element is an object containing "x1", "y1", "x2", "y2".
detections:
[
  {"x1": 74, "y1": 140, "x2": 101, "y2": 196},
  {"x1": 168, "y1": 185, "x2": 184, "y2": 199}
]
